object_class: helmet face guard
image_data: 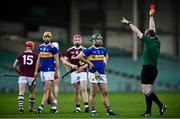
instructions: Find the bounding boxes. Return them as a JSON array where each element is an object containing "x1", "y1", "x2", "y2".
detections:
[
  {"x1": 89, "y1": 33, "x2": 103, "y2": 42},
  {"x1": 89, "y1": 33, "x2": 103, "y2": 47}
]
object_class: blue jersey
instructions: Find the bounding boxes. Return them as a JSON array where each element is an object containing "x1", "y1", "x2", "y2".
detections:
[
  {"x1": 83, "y1": 46, "x2": 107, "y2": 74},
  {"x1": 38, "y1": 43, "x2": 58, "y2": 72}
]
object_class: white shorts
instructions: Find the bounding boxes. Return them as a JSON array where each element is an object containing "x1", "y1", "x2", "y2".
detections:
[
  {"x1": 88, "y1": 72, "x2": 107, "y2": 84},
  {"x1": 40, "y1": 71, "x2": 55, "y2": 82},
  {"x1": 18, "y1": 76, "x2": 35, "y2": 86},
  {"x1": 70, "y1": 71, "x2": 88, "y2": 84}
]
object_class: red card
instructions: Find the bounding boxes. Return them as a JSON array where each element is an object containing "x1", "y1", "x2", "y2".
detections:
[{"x1": 150, "y1": 4, "x2": 155, "y2": 9}]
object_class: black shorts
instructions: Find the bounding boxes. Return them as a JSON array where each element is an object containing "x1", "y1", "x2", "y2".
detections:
[{"x1": 141, "y1": 65, "x2": 158, "y2": 84}]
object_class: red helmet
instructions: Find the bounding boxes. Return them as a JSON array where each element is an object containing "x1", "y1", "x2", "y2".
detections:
[{"x1": 25, "y1": 41, "x2": 34, "y2": 48}]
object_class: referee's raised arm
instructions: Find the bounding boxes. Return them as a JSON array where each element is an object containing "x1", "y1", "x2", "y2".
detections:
[
  {"x1": 149, "y1": 9, "x2": 156, "y2": 32},
  {"x1": 121, "y1": 17, "x2": 143, "y2": 39}
]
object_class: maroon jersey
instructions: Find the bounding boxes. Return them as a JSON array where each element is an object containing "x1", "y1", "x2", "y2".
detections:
[
  {"x1": 16, "y1": 50, "x2": 38, "y2": 77},
  {"x1": 65, "y1": 46, "x2": 86, "y2": 69}
]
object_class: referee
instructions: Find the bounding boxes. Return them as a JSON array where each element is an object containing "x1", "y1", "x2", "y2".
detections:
[{"x1": 121, "y1": 8, "x2": 167, "y2": 117}]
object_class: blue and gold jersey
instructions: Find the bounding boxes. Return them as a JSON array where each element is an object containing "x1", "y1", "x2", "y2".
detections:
[
  {"x1": 38, "y1": 43, "x2": 58, "y2": 72},
  {"x1": 83, "y1": 46, "x2": 107, "y2": 74}
]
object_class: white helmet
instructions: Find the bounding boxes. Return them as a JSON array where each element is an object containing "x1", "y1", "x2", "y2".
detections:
[{"x1": 52, "y1": 42, "x2": 59, "y2": 50}]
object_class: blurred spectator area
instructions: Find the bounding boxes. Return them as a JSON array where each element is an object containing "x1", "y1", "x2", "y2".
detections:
[
  {"x1": 0, "y1": 47, "x2": 180, "y2": 92},
  {"x1": 0, "y1": 0, "x2": 180, "y2": 56}
]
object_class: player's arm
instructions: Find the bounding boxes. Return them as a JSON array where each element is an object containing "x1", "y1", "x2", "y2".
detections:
[
  {"x1": 79, "y1": 63, "x2": 88, "y2": 70},
  {"x1": 12, "y1": 59, "x2": 20, "y2": 74},
  {"x1": 60, "y1": 57, "x2": 77, "y2": 69},
  {"x1": 104, "y1": 53, "x2": 109, "y2": 68},
  {"x1": 34, "y1": 54, "x2": 40, "y2": 78},
  {"x1": 77, "y1": 51, "x2": 94, "y2": 69},
  {"x1": 54, "y1": 53, "x2": 60, "y2": 78},
  {"x1": 62, "y1": 56, "x2": 71, "y2": 72},
  {"x1": 121, "y1": 17, "x2": 143, "y2": 39},
  {"x1": 78, "y1": 51, "x2": 101, "y2": 78},
  {"x1": 149, "y1": 9, "x2": 156, "y2": 32}
]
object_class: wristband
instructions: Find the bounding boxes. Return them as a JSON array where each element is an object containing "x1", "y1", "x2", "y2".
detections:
[{"x1": 128, "y1": 21, "x2": 131, "y2": 25}]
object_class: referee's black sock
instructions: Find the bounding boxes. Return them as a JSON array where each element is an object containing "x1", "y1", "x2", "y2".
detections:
[
  {"x1": 149, "y1": 92, "x2": 163, "y2": 108},
  {"x1": 145, "y1": 95, "x2": 152, "y2": 113}
]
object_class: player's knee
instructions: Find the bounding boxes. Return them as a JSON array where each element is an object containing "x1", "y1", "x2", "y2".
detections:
[
  {"x1": 19, "y1": 89, "x2": 26, "y2": 95},
  {"x1": 43, "y1": 87, "x2": 50, "y2": 92},
  {"x1": 92, "y1": 93, "x2": 96, "y2": 97},
  {"x1": 81, "y1": 86, "x2": 87, "y2": 92},
  {"x1": 74, "y1": 89, "x2": 80, "y2": 95},
  {"x1": 91, "y1": 91, "x2": 96, "y2": 97},
  {"x1": 142, "y1": 88, "x2": 152, "y2": 95},
  {"x1": 102, "y1": 91, "x2": 108, "y2": 97},
  {"x1": 43, "y1": 89, "x2": 47, "y2": 93},
  {"x1": 74, "y1": 92, "x2": 79, "y2": 96}
]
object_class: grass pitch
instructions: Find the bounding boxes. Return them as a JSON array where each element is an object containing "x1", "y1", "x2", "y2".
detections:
[{"x1": 0, "y1": 92, "x2": 179, "y2": 118}]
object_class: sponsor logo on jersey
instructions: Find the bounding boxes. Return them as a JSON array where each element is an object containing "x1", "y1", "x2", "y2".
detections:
[
  {"x1": 40, "y1": 52, "x2": 53, "y2": 58},
  {"x1": 88, "y1": 55, "x2": 104, "y2": 60}
]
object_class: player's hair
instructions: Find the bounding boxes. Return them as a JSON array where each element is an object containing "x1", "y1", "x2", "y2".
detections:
[
  {"x1": 89, "y1": 33, "x2": 103, "y2": 42},
  {"x1": 25, "y1": 41, "x2": 34, "y2": 48},
  {"x1": 43, "y1": 31, "x2": 52, "y2": 38},
  {"x1": 73, "y1": 35, "x2": 81, "y2": 40}
]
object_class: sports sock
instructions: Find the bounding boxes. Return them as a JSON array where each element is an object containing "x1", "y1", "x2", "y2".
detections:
[
  {"x1": 51, "y1": 101, "x2": 57, "y2": 109},
  {"x1": 91, "y1": 106, "x2": 96, "y2": 112},
  {"x1": 18, "y1": 95, "x2": 24, "y2": 109},
  {"x1": 76, "y1": 104, "x2": 80, "y2": 108},
  {"x1": 29, "y1": 97, "x2": 35, "y2": 110},
  {"x1": 39, "y1": 104, "x2": 45, "y2": 110},
  {"x1": 84, "y1": 102, "x2": 88, "y2": 107},
  {"x1": 75, "y1": 104, "x2": 80, "y2": 111},
  {"x1": 54, "y1": 97, "x2": 58, "y2": 105},
  {"x1": 91, "y1": 106, "x2": 96, "y2": 111},
  {"x1": 106, "y1": 106, "x2": 112, "y2": 112},
  {"x1": 145, "y1": 95, "x2": 152, "y2": 113},
  {"x1": 149, "y1": 92, "x2": 163, "y2": 108}
]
